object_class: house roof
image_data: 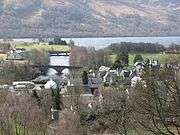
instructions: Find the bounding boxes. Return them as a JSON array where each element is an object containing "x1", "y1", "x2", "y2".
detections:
[
  {"x1": 134, "y1": 61, "x2": 145, "y2": 67},
  {"x1": 7, "y1": 50, "x2": 24, "y2": 60}
]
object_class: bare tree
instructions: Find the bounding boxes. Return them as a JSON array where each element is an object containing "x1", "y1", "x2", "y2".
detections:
[
  {"x1": 0, "y1": 91, "x2": 49, "y2": 135},
  {"x1": 80, "y1": 88, "x2": 131, "y2": 135},
  {"x1": 131, "y1": 66, "x2": 180, "y2": 135},
  {"x1": 70, "y1": 46, "x2": 88, "y2": 67},
  {"x1": 27, "y1": 49, "x2": 49, "y2": 65},
  {"x1": 57, "y1": 110, "x2": 85, "y2": 135}
]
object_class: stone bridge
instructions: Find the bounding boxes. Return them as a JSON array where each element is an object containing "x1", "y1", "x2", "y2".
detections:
[{"x1": 31, "y1": 65, "x2": 82, "y2": 75}]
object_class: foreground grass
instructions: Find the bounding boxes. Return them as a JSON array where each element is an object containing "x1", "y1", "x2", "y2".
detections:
[
  {"x1": 0, "y1": 123, "x2": 47, "y2": 135},
  {"x1": 111, "y1": 53, "x2": 180, "y2": 66},
  {"x1": 16, "y1": 43, "x2": 71, "y2": 52}
]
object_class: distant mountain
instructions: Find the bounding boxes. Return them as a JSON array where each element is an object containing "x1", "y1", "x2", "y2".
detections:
[{"x1": 0, "y1": 0, "x2": 180, "y2": 38}]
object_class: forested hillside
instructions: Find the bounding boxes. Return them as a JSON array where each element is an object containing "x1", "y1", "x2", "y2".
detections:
[{"x1": 0, "y1": 0, "x2": 180, "y2": 37}]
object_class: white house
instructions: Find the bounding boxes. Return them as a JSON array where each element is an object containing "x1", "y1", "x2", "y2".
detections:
[
  {"x1": 44, "y1": 79, "x2": 58, "y2": 89},
  {"x1": 131, "y1": 76, "x2": 142, "y2": 87}
]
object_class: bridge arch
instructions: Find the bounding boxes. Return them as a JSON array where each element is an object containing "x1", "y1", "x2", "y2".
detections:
[{"x1": 31, "y1": 65, "x2": 82, "y2": 75}]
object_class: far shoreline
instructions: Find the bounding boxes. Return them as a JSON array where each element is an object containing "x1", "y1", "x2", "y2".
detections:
[{"x1": 1, "y1": 35, "x2": 180, "y2": 39}]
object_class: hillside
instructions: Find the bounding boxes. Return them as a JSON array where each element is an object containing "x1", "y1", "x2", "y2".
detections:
[{"x1": 0, "y1": 0, "x2": 180, "y2": 38}]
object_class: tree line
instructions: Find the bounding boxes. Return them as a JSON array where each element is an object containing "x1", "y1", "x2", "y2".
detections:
[{"x1": 108, "y1": 42, "x2": 180, "y2": 54}]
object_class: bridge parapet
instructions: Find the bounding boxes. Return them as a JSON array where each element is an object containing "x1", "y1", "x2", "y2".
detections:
[{"x1": 48, "y1": 51, "x2": 70, "y2": 56}]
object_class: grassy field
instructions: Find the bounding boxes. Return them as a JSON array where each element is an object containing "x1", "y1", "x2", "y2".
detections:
[
  {"x1": 0, "y1": 44, "x2": 70, "y2": 62},
  {"x1": 16, "y1": 43, "x2": 71, "y2": 52},
  {"x1": 111, "y1": 53, "x2": 180, "y2": 66}
]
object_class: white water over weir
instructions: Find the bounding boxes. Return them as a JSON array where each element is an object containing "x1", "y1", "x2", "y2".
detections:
[
  {"x1": 50, "y1": 55, "x2": 70, "y2": 67},
  {"x1": 48, "y1": 52, "x2": 70, "y2": 75}
]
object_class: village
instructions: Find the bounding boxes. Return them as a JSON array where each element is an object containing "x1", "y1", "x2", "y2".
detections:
[
  {"x1": 0, "y1": 39, "x2": 169, "y2": 94},
  {"x1": 0, "y1": 38, "x2": 179, "y2": 135},
  {"x1": 1, "y1": 0, "x2": 180, "y2": 134}
]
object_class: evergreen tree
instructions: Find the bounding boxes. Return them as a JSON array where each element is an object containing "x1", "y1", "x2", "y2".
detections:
[
  {"x1": 112, "y1": 59, "x2": 123, "y2": 69},
  {"x1": 133, "y1": 54, "x2": 144, "y2": 64},
  {"x1": 32, "y1": 90, "x2": 41, "y2": 106},
  {"x1": 82, "y1": 71, "x2": 88, "y2": 85},
  {"x1": 54, "y1": 36, "x2": 62, "y2": 45},
  {"x1": 145, "y1": 58, "x2": 150, "y2": 67},
  {"x1": 53, "y1": 36, "x2": 67, "y2": 45},
  {"x1": 51, "y1": 88, "x2": 62, "y2": 110},
  {"x1": 113, "y1": 51, "x2": 129, "y2": 68}
]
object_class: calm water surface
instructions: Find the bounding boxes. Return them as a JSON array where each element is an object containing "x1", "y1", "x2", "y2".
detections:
[
  {"x1": 1, "y1": 36, "x2": 180, "y2": 49},
  {"x1": 62, "y1": 36, "x2": 180, "y2": 49}
]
